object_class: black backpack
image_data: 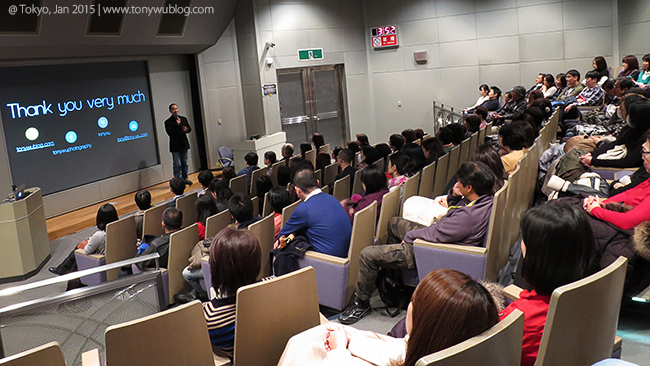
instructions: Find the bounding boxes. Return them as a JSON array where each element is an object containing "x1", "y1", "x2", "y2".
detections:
[{"x1": 375, "y1": 268, "x2": 415, "y2": 317}]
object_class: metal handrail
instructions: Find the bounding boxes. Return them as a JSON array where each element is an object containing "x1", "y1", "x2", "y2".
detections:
[
  {"x1": 0, "y1": 253, "x2": 160, "y2": 298},
  {"x1": 432, "y1": 101, "x2": 463, "y2": 135}
]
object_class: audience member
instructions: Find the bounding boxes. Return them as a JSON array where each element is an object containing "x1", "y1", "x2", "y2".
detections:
[
  {"x1": 339, "y1": 162, "x2": 496, "y2": 324},
  {"x1": 387, "y1": 152, "x2": 409, "y2": 189},
  {"x1": 490, "y1": 86, "x2": 527, "y2": 122},
  {"x1": 209, "y1": 179, "x2": 233, "y2": 212},
  {"x1": 619, "y1": 55, "x2": 640, "y2": 80},
  {"x1": 228, "y1": 193, "x2": 260, "y2": 229},
  {"x1": 498, "y1": 123, "x2": 528, "y2": 173},
  {"x1": 312, "y1": 133, "x2": 325, "y2": 150},
  {"x1": 343, "y1": 165, "x2": 388, "y2": 221},
  {"x1": 401, "y1": 143, "x2": 427, "y2": 176},
  {"x1": 281, "y1": 143, "x2": 294, "y2": 164},
  {"x1": 268, "y1": 186, "x2": 291, "y2": 239},
  {"x1": 501, "y1": 203, "x2": 597, "y2": 366},
  {"x1": 637, "y1": 54, "x2": 650, "y2": 86},
  {"x1": 49, "y1": 203, "x2": 119, "y2": 275},
  {"x1": 279, "y1": 269, "x2": 498, "y2": 366},
  {"x1": 463, "y1": 84, "x2": 490, "y2": 114},
  {"x1": 238, "y1": 152, "x2": 259, "y2": 191},
  {"x1": 593, "y1": 56, "x2": 610, "y2": 81},
  {"x1": 137, "y1": 207, "x2": 182, "y2": 269},
  {"x1": 134, "y1": 189, "x2": 152, "y2": 239},
  {"x1": 512, "y1": 120, "x2": 536, "y2": 148},
  {"x1": 316, "y1": 152, "x2": 331, "y2": 173},
  {"x1": 264, "y1": 151, "x2": 277, "y2": 169},
  {"x1": 401, "y1": 129, "x2": 417, "y2": 144},
  {"x1": 474, "y1": 144, "x2": 507, "y2": 192},
  {"x1": 219, "y1": 167, "x2": 236, "y2": 185},
  {"x1": 556, "y1": 69, "x2": 584, "y2": 102},
  {"x1": 474, "y1": 106, "x2": 489, "y2": 128},
  {"x1": 347, "y1": 141, "x2": 360, "y2": 155},
  {"x1": 203, "y1": 227, "x2": 263, "y2": 359},
  {"x1": 414, "y1": 128, "x2": 425, "y2": 140},
  {"x1": 278, "y1": 169, "x2": 352, "y2": 258},
  {"x1": 542, "y1": 74, "x2": 557, "y2": 98},
  {"x1": 375, "y1": 143, "x2": 392, "y2": 163},
  {"x1": 552, "y1": 73, "x2": 567, "y2": 100},
  {"x1": 255, "y1": 175, "x2": 274, "y2": 214},
  {"x1": 196, "y1": 193, "x2": 218, "y2": 241},
  {"x1": 168, "y1": 176, "x2": 186, "y2": 207},
  {"x1": 437, "y1": 126, "x2": 455, "y2": 153},
  {"x1": 356, "y1": 133, "x2": 370, "y2": 148},
  {"x1": 464, "y1": 114, "x2": 481, "y2": 135},
  {"x1": 197, "y1": 170, "x2": 214, "y2": 197},
  {"x1": 421, "y1": 137, "x2": 445, "y2": 165},
  {"x1": 526, "y1": 73, "x2": 544, "y2": 95},
  {"x1": 334, "y1": 148, "x2": 357, "y2": 194},
  {"x1": 446, "y1": 123, "x2": 466, "y2": 145},
  {"x1": 277, "y1": 165, "x2": 291, "y2": 188},
  {"x1": 389, "y1": 134, "x2": 405, "y2": 152},
  {"x1": 300, "y1": 142, "x2": 312, "y2": 158},
  {"x1": 564, "y1": 70, "x2": 604, "y2": 117},
  {"x1": 583, "y1": 134, "x2": 650, "y2": 230}
]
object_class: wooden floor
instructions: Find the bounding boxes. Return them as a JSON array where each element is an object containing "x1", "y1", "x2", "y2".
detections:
[{"x1": 45, "y1": 172, "x2": 202, "y2": 241}]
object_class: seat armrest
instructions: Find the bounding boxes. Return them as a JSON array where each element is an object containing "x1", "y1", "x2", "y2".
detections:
[
  {"x1": 413, "y1": 239, "x2": 487, "y2": 255},
  {"x1": 304, "y1": 251, "x2": 349, "y2": 265},
  {"x1": 504, "y1": 284, "x2": 523, "y2": 301},
  {"x1": 81, "y1": 348, "x2": 101, "y2": 366},
  {"x1": 74, "y1": 248, "x2": 105, "y2": 259}
]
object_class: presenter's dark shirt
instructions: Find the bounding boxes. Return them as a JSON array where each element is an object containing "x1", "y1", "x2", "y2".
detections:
[{"x1": 164, "y1": 115, "x2": 192, "y2": 152}]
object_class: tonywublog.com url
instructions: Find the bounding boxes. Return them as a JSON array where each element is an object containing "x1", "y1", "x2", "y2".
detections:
[{"x1": 8, "y1": 3, "x2": 215, "y2": 17}]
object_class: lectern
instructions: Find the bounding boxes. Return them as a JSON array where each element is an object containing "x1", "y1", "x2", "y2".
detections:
[{"x1": 0, "y1": 188, "x2": 50, "y2": 282}]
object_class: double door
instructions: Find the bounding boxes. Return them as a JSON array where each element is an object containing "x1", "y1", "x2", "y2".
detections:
[{"x1": 277, "y1": 65, "x2": 348, "y2": 147}]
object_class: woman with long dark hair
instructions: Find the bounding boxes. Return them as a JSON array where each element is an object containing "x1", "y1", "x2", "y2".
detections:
[
  {"x1": 278, "y1": 268, "x2": 498, "y2": 366},
  {"x1": 195, "y1": 193, "x2": 218, "y2": 241},
  {"x1": 619, "y1": 55, "x2": 640, "y2": 80}
]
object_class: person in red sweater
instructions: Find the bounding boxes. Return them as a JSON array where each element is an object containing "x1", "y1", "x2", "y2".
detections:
[
  {"x1": 584, "y1": 137, "x2": 650, "y2": 230},
  {"x1": 500, "y1": 204, "x2": 598, "y2": 366}
]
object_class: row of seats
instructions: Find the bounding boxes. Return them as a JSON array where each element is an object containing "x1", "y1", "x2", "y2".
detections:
[{"x1": 3, "y1": 254, "x2": 627, "y2": 366}]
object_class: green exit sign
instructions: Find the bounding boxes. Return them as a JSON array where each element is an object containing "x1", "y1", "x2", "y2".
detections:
[{"x1": 298, "y1": 48, "x2": 323, "y2": 61}]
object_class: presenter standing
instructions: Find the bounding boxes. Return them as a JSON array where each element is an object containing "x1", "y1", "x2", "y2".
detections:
[{"x1": 165, "y1": 103, "x2": 192, "y2": 185}]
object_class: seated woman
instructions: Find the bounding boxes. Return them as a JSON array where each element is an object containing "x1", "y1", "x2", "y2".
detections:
[
  {"x1": 401, "y1": 143, "x2": 427, "y2": 176},
  {"x1": 342, "y1": 165, "x2": 389, "y2": 222},
  {"x1": 542, "y1": 74, "x2": 557, "y2": 98},
  {"x1": 579, "y1": 94, "x2": 650, "y2": 169},
  {"x1": 619, "y1": 55, "x2": 640, "y2": 81},
  {"x1": 502, "y1": 203, "x2": 598, "y2": 366},
  {"x1": 421, "y1": 136, "x2": 445, "y2": 165},
  {"x1": 636, "y1": 54, "x2": 650, "y2": 86},
  {"x1": 268, "y1": 186, "x2": 291, "y2": 239},
  {"x1": 463, "y1": 83, "x2": 490, "y2": 114},
  {"x1": 49, "y1": 203, "x2": 119, "y2": 275},
  {"x1": 583, "y1": 135, "x2": 650, "y2": 230},
  {"x1": 204, "y1": 227, "x2": 264, "y2": 359},
  {"x1": 592, "y1": 56, "x2": 610, "y2": 83},
  {"x1": 278, "y1": 268, "x2": 498, "y2": 366},
  {"x1": 498, "y1": 123, "x2": 528, "y2": 174},
  {"x1": 387, "y1": 152, "x2": 410, "y2": 189},
  {"x1": 209, "y1": 179, "x2": 234, "y2": 212},
  {"x1": 196, "y1": 193, "x2": 218, "y2": 241}
]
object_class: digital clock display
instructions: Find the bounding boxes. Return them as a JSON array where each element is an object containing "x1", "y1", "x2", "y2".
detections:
[{"x1": 372, "y1": 25, "x2": 397, "y2": 37}]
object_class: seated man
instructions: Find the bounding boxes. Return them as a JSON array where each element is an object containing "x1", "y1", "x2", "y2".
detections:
[
  {"x1": 237, "y1": 152, "x2": 260, "y2": 191},
  {"x1": 167, "y1": 177, "x2": 186, "y2": 208},
  {"x1": 338, "y1": 162, "x2": 496, "y2": 324},
  {"x1": 137, "y1": 207, "x2": 182, "y2": 269},
  {"x1": 197, "y1": 170, "x2": 214, "y2": 197},
  {"x1": 564, "y1": 70, "x2": 605, "y2": 116},
  {"x1": 556, "y1": 69, "x2": 584, "y2": 103},
  {"x1": 334, "y1": 148, "x2": 357, "y2": 194},
  {"x1": 488, "y1": 86, "x2": 527, "y2": 123},
  {"x1": 278, "y1": 168, "x2": 352, "y2": 258},
  {"x1": 280, "y1": 143, "x2": 294, "y2": 165},
  {"x1": 228, "y1": 193, "x2": 261, "y2": 229}
]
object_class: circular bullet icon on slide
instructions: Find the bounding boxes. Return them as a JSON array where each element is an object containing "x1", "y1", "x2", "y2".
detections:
[
  {"x1": 65, "y1": 131, "x2": 78, "y2": 144},
  {"x1": 98, "y1": 117, "x2": 109, "y2": 128},
  {"x1": 25, "y1": 127, "x2": 39, "y2": 141},
  {"x1": 129, "y1": 120, "x2": 139, "y2": 132}
]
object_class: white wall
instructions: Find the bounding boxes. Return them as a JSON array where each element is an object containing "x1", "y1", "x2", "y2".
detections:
[
  {"x1": 197, "y1": 22, "x2": 247, "y2": 168},
  {"x1": 364, "y1": 0, "x2": 615, "y2": 139}
]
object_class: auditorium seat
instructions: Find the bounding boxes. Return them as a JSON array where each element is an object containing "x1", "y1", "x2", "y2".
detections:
[
  {"x1": 332, "y1": 174, "x2": 351, "y2": 201},
  {"x1": 75, "y1": 215, "x2": 137, "y2": 285},
  {"x1": 141, "y1": 204, "x2": 167, "y2": 239},
  {"x1": 318, "y1": 143, "x2": 330, "y2": 154},
  {"x1": 413, "y1": 180, "x2": 509, "y2": 281},
  {"x1": 351, "y1": 167, "x2": 364, "y2": 196},
  {"x1": 375, "y1": 188, "x2": 400, "y2": 245},
  {"x1": 323, "y1": 162, "x2": 339, "y2": 188},
  {"x1": 297, "y1": 201, "x2": 376, "y2": 310},
  {"x1": 270, "y1": 160, "x2": 283, "y2": 186},
  {"x1": 305, "y1": 149, "x2": 316, "y2": 168},
  {"x1": 175, "y1": 193, "x2": 197, "y2": 228},
  {"x1": 248, "y1": 214, "x2": 275, "y2": 279},
  {"x1": 262, "y1": 191, "x2": 273, "y2": 217},
  {"x1": 281, "y1": 199, "x2": 301, "y2": 227},
  {"x1": 418, "y1": 161, "x2": 436, "y2": 198},
  {"x1": 83, "y1": 301, "x2": 214, "y2": 366},
  {"x1": 250, "y1": 167, "x2": 269, "y2": 196},
  {"x1": 504, "y1": 256, "x2": 627, "y2": 366},
  {"x1": 458, "y1": 137, "x2": 471, "y2": 167},
  {"x1": 0, "y1": 342, "x2": 67, "y2": 366},
  {"x1": 415, "y1": 310, "x2": 523, "y2": 366},
  {"x1": 431, "y1": 152, "x2": 449, "y2": 197},
  {"x1": 399, "y1": 172, "x2": 420, "y2": 215},
  {"x1": 205, "y1": 210, "x2": 231, "y2": 239},
  {"x1": 229, "y1": 174, "x2": 247, "y2": 197}
]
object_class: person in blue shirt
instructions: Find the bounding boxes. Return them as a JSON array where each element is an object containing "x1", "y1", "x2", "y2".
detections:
[
  {"x1": 237, "y1": 151, "x2": 259, "y2": 191},
  {"x1": 278, "y1": 168, "x2": 352, "y2": 258}
]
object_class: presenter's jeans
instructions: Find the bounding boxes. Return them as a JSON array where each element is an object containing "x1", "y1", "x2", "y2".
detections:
[{"x1": 172, "y1": 150, "x2": 188, "y2": 179}]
